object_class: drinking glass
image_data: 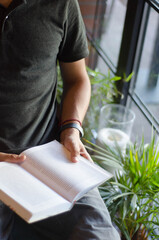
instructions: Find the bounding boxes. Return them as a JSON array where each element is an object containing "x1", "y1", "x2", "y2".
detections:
[{"x1": 97, "y1": 104, "x2": 135, "y2": 150}]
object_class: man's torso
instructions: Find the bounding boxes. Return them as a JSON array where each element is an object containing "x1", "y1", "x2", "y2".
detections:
[
  {"x1": 0, "y1": 0, "x2": 67, "y2": 153},
  {"x1": 0, "y1": 0, "x2": 88, "y2": 153}
]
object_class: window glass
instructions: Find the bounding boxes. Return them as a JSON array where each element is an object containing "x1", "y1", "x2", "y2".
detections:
[
  {"x1": 134, "y1": 7, "x2": 159, "y2": 124},
  {"x1": 127, "y1": 98, "x2": 154, "y2": 143},
  {"x1": 96, "y1": 0, "x2": 127, "y2": 67}
]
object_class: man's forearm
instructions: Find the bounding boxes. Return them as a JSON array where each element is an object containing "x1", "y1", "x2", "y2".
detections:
[{"x1": 60, "y1": 77, "x2": 91, "y2": 123}]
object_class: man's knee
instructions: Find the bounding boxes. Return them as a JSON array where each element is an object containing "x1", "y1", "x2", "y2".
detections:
[{"x1": 67, "y1": 189, "x2": 121, "y2": 240}]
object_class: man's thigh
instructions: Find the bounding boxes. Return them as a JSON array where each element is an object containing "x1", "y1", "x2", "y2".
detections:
[
  {"x1": 67, "y1": 188, "x2": 120, "y2": 240},
  {"x1": 0, "y1": 201, "x2": 14, "y2": 240},
  {"x1": 32, "y1": 188, "x2": 120, "y2": 240}
]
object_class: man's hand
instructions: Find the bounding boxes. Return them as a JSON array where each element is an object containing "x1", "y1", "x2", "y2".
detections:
[
  {"x1": 0, "y1": 152, "x2": 26, "y2": 163},
  {"x1": 60, "y1": 128, "x2": 92, "y2": 163}
]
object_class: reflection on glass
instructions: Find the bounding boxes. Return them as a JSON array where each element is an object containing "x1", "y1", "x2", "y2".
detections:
[
  {"x1": 135, "y1": 7, "x2": 159, "y2": 122},
  {"x1": 96, "y1": 0, "x2": 127, "y2": 67}
]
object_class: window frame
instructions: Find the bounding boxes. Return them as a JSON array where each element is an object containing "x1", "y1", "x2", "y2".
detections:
[{"x1": 86, "y1": 0, "x2": 159, "y2": 133}]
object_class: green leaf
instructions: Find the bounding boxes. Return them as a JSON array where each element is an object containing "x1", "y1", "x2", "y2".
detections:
[
  {"x1": 124, "y1": 72, "x2": 134, "y2": 82},
  {"x1": 130, "y1": 194, "x2": 137, "y2": 213},
  {"x1": 110, "y1": 182, "x2": 130, "y2": 191},
  {"x1": 92, "y1": 155, "x2": 122, "y2": 167},
  {"x1": 129, "y1": 148, "x2": 135, "y2": 171},
  {"x1": 108, "y1": 192, "x2": 134, "y2": 202},
  {"x1": 135, "y1": 152, "x2": 140, "y2": 176}
]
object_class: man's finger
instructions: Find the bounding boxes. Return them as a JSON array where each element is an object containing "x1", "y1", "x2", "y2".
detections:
[
  {"x1": 80, "y1": 151, "x2": 93, "y2": 163},
  {"x1": 70, "y1": 148, "x2": 80, "y2": 163},
  {"x1": 0, "y1": 153, "x2": 26, "y2": 163}
]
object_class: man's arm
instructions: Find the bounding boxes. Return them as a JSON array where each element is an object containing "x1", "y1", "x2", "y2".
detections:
[{"x1": 59, "y1": 59, "x2": 91, "y2": 162}]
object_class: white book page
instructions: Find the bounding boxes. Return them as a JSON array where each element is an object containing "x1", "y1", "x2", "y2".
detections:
[
  {"x1": 0, "y1": 162, "x2": 70, "y2": 214},
  {"x1": 21, "y1": 141, "x2": 112, "y2": 202}
]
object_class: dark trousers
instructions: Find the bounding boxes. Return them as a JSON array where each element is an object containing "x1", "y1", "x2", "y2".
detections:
[{"x1": 0, "y1": 189, "x2": 120, "y2": 240}]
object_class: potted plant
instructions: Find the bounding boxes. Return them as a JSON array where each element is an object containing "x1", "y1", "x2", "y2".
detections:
[{"x1": 84, "y1": 134, "x2": 159, "y2": 240}]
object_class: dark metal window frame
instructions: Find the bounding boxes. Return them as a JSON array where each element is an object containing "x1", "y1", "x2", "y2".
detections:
[
  {"x1": 146, "y1": 0, "x2": 159, "y2": 11},
  {"x1": 116, "y1": 0, "x2": 159, "y2": 132},
  {"x1": 116, "y1": 0, "x2": 146, "y2": 104}
]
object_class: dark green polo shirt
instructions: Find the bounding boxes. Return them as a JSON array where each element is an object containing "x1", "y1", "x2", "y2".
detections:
[{"x1": 0, "y1": 0, "x2": 89, "y2": 153}]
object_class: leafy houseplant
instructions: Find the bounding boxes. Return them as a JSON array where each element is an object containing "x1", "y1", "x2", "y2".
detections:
[
  {"x1": 56, "y1": 65, "x2": 122, "y2": 105},
  {"x1": 84, "y1": 134, "x2": 159, "y2": 240}
]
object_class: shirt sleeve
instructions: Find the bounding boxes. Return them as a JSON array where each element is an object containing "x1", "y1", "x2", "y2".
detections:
[{"x1": 57, "y1": 0, "x2": 89, "y2": 62}]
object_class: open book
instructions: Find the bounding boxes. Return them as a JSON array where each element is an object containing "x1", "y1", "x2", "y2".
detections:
[{"x1": 0, "y1": 140, "x2": 112, "y2": 223}]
